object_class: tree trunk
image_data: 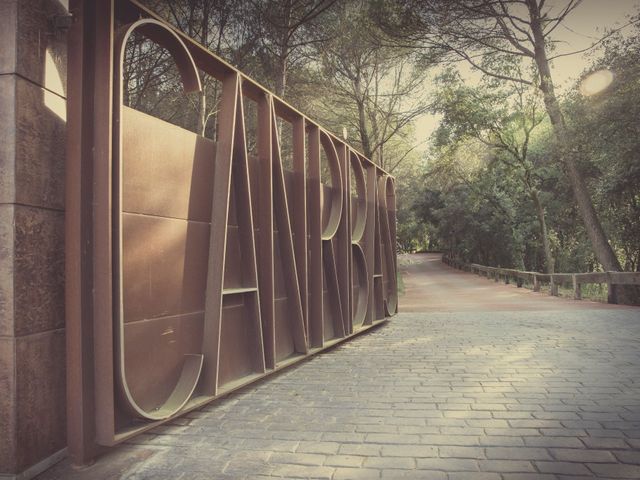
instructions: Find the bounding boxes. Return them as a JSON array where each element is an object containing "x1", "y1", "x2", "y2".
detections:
[
  {"x1": 530, "y1": 188, "x2": 554, "y2": 274},
  {"x1": 275, "y1": 52, "x2": 288, "y2": 97},
  {"x1": 527, "y1": 0, "x2": 621, "y2": 272},
  {"x1": 354, "y1": 77, "x2": 372, "y2": 158},
  {"x1": 198, "y1": 84, "x2": 207, "y2": 136},
  {"x1": 198, "y1": 2, "x2": 209, "y2": 136},
  {"x1": 275, "y1": 0, "x2": 292, "y2": 98}
]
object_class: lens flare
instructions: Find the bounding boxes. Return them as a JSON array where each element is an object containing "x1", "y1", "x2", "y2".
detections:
[{"x1": 579, "y1": 69, "x2": 614, "y2": 96}]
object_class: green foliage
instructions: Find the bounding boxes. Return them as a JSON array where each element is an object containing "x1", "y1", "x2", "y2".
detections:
[
  {"x1": 412, "y1": 24, "x2": 640, "y2": 273},
  {"x1": 561, "y1": 27, "x2": 640, "y2": 271}
]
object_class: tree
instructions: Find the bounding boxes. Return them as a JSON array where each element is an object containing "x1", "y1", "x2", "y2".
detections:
[
  {"x1": 376, "y1": 0, "x2": 628, "y2": 272},
  {"x1": 420, "y1": 136, "x2": 534, "y2": 268},
  {"x1": 563, "y1": 21, "x2": 640, "y2": 271},
  {"x1": 431, "y1": 68, "x2": 555, "y2": 272},
  {"x1": 310, "y1": 0, "x2": 428, "y2": 171},
  {"x1": 251, "y1": 0, "x2": 337, "y2": 97},
  {"x1": 136, "y1": 0, "x2": 260, "y2": 137}
]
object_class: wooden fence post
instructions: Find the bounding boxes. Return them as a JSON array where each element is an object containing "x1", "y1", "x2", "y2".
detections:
[
  {"x1": 572, "y1": 275, "x2": 581, "y2": 300},
  {"x1": 607, "y1": 273, "x2": 618, "y2": 304},
  {"x1": 533, "y1": 274, "x2": 540, "y2": 292},
  {"x1": 550, "y1": 276, "x2": 558, "y2": 296}
]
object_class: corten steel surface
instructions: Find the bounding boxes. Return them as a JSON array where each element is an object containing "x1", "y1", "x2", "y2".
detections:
[{"x1": 65, "y1": 0, "x2": 397, "y2": 465}]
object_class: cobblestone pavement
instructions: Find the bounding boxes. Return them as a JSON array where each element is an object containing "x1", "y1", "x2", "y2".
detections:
[{"x1": 38, "y1": 255, "x2": 640, "y2": 479}]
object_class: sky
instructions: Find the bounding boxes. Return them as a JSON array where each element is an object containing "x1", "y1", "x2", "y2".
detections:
[{"x1": 413, "y1": 0, "x2": 640, "y2": 151}]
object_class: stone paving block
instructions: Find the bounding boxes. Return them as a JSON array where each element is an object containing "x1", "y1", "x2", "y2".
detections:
[
  {"x1": 321, "y1": 432, "x2": 367, "y2": 444},
  {"x1": 471, "y1": 403, "x2": 508, "y2": 411},
  {"x1": 522, "y1": 436, "x2": 583, "y2": 448},
  {"x1": 501, "y1": 474, "x2": 558, "y2": 480},
  {"x1": 422, "y1": 434, "x2": 480, "y2": 446},
  {"x1": 613, "y1": 451, "x2": 640, "y2": 464},
  {"x1": 381, "y1": 469, "x2": 446, "y2": 479},
  {"x1": 380, "y1": 444, "x2": 438, "y2": 457},
  {"x1": 426, "y1": 418, "x2": 467, "y2": 427},
  {"x1": 535, "y1": 461, "x2": 592, "y2": 475},
  {"x1": 506, "y1": 404, "x2": 544, "y2": 412},
  {"x1": 586, "y1": 462, "x2": 640, "y2": 478},
  {"x1": 581, "y1": 436, "x2": 629, "y2": 449},
  {"x1": 323, "y1": 455, "x2": 364, "y2": 468},
  {"x1": 533, "y1": 411, "x2": 580, "y2": 420},
  {"x1": 447, "y1": 473, "x2": 501, "y2": 480},
  {"x1": 338, "y1": 444, "x2": 382, "y2": 456},
  {"x1": 296, "y1": 441, "x2": 340, "y2": 455},
  {"x1": 394, "y1": 409, "x2": 442, "y2": 418},
  {"x1": 561, "y1": 419, "x2": 603, "y2": 429},
  {"x1": 509, "y1": 419, "x2": 563, "y2": 429},
  {"x1": 540, "y1": 428, "x2": 587, "y2": 437},
  {"x1": 416, "y1": 458, "x2": 478, "y2": 471},
  {"x1": 148, "y1": 434, "x2": 205, "y2": 447},
  {"x1": 333, "y1": 467, "x2": 381, "y2": 479},
  {"x1": 438, "y1": 427, "x2": 483, "y2": 436},
  {"x1": 272, "y1": 430, "x2": 323, "y2": 441},
  {"x1": 477, "y1": 459, "x2": 536, "y2": 472},
  {"x1": 484, "y1": 446, "x2": 552, "y2": 461},
  {"x1": 222, "y1": 459, "x2": 273, "y2": 476},
  {"x1": 443, "y1": 410, "x2": 492, "y2": 419},
  {"x1": 364, "y1": 433, "x2": 420, "y2": 444},
  {"x1": 627, "y1": 438, "x2": 640, "y2": 449},
  {"x1": 270, "y1": 463, "x2": 334, "y2": 479},
  {"x1": 270, "y1": 452, "x2": 326, "y2": 466},
  {"x1": 492, "y1": 411, "x2": 534, "y2": 419},
  {"x1": 363, "y1": 456, "x2": 415, "y2": 469},
  {"x1": 586, "y1": 428, "x2": 626, "y2": 437},
  {"x1": 550, "y1": 448, "x2": 616, "y2": 463},
  {"x1": 485, "y1": 428, "x2": 540, "y2": 437},
  {"x1": 555, "y1": 476, "x2": 597, "y2": 480},
  {"x1": 396, "y1": 426, "x2": 439, "y2": 435},
  {"x1": 241, "y1": 439, "x2": 299, "y2": 452},
  {"x1": 356, "y1": 425, "x2": 398, "y2": 434},
  {"x1": 478, "y1": 436, "x2": 525, "y2": 447},
  {"x1": 465, "y1": 419, "x2": 510, "y2": 428},
  {"x1": 542, "y1": 404, "x2": 580, "y2": 412},
  {"x1": 438, "y1": 446, "x2": 485, "y2": 459}
]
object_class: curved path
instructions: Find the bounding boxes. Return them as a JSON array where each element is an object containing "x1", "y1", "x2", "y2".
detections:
[
  {"x1": 401, "y1": 253, "x2": 617, "y2": 312},
  {"x1": 38, "y1": 254, "x2": 640, "y2": 479}
]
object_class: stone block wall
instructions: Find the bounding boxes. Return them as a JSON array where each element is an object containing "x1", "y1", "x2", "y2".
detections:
[{"x1": 0, "y1": 0, "x2": 68, "y2": 476}]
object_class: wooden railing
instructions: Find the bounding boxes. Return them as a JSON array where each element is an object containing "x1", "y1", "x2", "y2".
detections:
[{"x1": 442, "y1": 256, "x2": 640, "y2": 304}]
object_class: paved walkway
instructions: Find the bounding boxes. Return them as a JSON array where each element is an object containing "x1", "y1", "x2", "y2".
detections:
[
  {"x1": 39, "y1": 254, "x2": 640, "y2": 479},
  {"x1": 400, "y1": 254, "x2": 617, "y2": 313}
]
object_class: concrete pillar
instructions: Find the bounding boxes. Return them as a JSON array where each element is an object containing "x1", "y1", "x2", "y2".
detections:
[{"x1": 0, "y1": 1, "x2": 68, "y2": 477}]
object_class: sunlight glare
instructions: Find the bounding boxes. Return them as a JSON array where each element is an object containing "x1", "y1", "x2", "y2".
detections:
[
  {"x1": 579, "y1": 69, "x2": 614, "y2": 96},
  {"x1": 44, "y1": 49, "x2": 66, "y2": 121}
]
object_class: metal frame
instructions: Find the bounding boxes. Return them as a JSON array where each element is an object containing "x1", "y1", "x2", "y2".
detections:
[{"x1": 66, "y1": 0, "x2": 397, "y2": 465}]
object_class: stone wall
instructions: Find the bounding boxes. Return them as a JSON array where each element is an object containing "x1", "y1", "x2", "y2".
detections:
[{"x1": 0, "y1": 0, "x2": 68, "y2": 476}]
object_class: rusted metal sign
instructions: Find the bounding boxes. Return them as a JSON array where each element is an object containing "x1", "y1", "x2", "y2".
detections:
[{"x1": 66, "y1": 0, "x2": 397, "y2": 465}]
